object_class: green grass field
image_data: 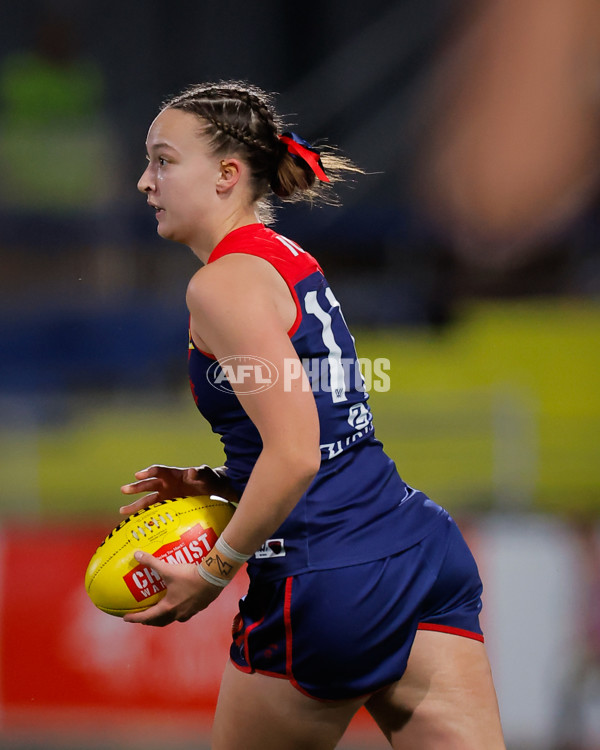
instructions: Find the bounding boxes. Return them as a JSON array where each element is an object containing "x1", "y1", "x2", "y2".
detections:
[{"x1": 1, "y1": 299, "x2": 598, "y2": 519}]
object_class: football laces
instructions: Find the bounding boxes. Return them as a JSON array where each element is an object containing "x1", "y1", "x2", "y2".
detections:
[{"x1": 130, "y1": 511, "x2": 175, "y2": 541}]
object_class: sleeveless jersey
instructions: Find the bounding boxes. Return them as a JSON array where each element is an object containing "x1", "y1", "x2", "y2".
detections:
[{"x1": 188, "y1": 224, "x2": 443, "y2": 581}]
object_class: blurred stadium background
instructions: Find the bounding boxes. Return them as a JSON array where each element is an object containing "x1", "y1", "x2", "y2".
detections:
[{"x1": 0, "y1": 1, "x2": 599, "y2": 748}]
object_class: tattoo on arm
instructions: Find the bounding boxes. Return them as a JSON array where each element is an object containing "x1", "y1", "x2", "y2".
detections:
[{"x1": 204, "y1": 553, "x2": 234, "y2": 577}]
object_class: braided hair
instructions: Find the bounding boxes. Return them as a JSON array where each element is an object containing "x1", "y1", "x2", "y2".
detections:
[{"x1": 162, "y1": 81, "x2": 360, "y2": 223}]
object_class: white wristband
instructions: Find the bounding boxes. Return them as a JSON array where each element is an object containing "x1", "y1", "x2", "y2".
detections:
[
  {"x1": 215, "y1": 536, "x2": 252, "y2": 563},
  {"x1": 196, "y1": 563, "x2": 229, "y2": 588}
]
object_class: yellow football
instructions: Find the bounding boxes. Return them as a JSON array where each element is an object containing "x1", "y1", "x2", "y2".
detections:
[{"x1": 85, "y1": 495, "x2": 235, "y2": 617}]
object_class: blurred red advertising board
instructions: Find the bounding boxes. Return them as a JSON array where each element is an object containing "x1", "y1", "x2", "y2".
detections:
[
  {"x1": 0, "y1": 524, "x2": 379, "y2": 740},
  {"x1": 0, "y1": 523, "x2": 244, "y2": 720}
]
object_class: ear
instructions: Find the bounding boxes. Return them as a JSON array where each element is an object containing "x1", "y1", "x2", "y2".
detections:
[{"x1": 216, "y1": 158, "x2": 242, "y2": 193}]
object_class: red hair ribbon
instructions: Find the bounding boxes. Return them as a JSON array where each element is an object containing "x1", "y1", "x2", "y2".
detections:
[{"x1": 279, "y1": 132, "x2": 330, "y2": 183}]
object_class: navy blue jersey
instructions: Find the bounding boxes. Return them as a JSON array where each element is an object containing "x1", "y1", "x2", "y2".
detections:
[{"x1": 188, "y1": 224, "x2": 443, "y2": 580}]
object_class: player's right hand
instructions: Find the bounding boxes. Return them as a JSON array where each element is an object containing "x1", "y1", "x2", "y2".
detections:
[
  {"x1": 119, "y1": 464, "x2": 237, "y2": 515},
  {"x1": 122, "y1": 550, "x2": 223, "y2": 626}
]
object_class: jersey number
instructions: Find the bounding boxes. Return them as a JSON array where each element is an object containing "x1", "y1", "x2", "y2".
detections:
[
  {"x1": 275, "y1": 234, "x2": 349, "y2": 405},
  {"x1": 304, "y1": 289, "x2": 347, "y2": 403}
]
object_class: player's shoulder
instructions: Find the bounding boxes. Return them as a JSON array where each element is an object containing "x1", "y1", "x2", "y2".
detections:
[
  {"x1": 186, "y1": 250, "x2": 282, "y2": 320},
  {"x1": 193, "y1": 248, "x2": 280, "y2": 287}
]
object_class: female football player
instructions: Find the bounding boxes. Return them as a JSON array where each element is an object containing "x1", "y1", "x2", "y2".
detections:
[{"x1": 120, "y1": 81, "x2": 505, "y2": 749}]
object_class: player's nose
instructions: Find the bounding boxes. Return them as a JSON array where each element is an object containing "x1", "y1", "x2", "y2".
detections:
[{"x1": 137, "y1": 164, "x2": 154, "y2": 194}]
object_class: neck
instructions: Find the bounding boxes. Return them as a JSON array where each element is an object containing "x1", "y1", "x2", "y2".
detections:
[{"x1": 191, "y1": 206, "x2": 260, "y2": 264}]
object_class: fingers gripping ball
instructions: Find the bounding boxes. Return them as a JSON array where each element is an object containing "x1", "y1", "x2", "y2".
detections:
[{"x1": 85, "y1": 496, "x2": 236, "y2": 617}]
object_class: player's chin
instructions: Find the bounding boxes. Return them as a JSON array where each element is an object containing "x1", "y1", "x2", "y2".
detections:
[
  {"x1": 156, "y1": 219, "x2": 184, "y2": 244},
  {"x1": 156, "y1": 222, "x2": 172, "y2": 240}
]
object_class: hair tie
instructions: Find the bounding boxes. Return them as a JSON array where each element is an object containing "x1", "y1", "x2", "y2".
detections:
[{"x1": 278, "y1": 132, "x2": 330, "y2": 183}]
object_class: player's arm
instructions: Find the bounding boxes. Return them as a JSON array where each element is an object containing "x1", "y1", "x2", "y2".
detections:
[
  {"x1": 187, "y1": 255, "x2": 321, "y2": 558},
  {"x1": 124, "y1": 255, "x2": 320, "y2": 625}
]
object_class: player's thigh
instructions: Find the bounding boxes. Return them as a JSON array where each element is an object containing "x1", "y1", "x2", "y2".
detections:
[
  {"x1": 365, "y1": 629, "x2": 505, "y2": 750},
  {"x1": 211, "y1": 660, "x2": 367, "y2": 750}
]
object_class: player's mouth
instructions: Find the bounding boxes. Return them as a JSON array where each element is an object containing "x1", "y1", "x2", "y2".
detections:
[{"x1": 148, "y1": 201, "x2": 164, "y2": 216}]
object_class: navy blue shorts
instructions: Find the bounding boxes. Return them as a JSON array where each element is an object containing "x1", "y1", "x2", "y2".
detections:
[{"x1": 230, "y1": 513, "x2": 484, "y2": 700}]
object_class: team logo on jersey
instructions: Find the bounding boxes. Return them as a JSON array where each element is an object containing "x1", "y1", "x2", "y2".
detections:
[
  {"x1": 254, "y1": 539, "x2": 286, "y2": 558},
  {"x1": 207, "y1": 355, "x2": 279, "y2": 395}
]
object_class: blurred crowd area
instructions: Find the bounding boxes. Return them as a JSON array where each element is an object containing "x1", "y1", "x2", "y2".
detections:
[{"x1": 1, "y1": 0, "x2": 598, "y2": 384}]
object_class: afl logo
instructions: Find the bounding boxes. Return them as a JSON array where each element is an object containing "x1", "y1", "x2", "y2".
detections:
[{"x1": 207, "y1": 355, "x2": 279, "y2": 395}]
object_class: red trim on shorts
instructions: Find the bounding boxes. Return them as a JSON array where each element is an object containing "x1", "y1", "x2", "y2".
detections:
[
  {"x1": 417, "y1": 622, "x2": 485, "y2": 642},
  {"x1": 253, "y1": 668, "x2": 289, "y2": 681},
  {"x1": 229, "y1": 664, "x2": 338, "y2": 703},
  {"x1": 282, "y1": 577, "x2": 323, "y2": 699},
  {"x1": 283, "y1": 577, "x2": 294, "y2": 677},
  {"x1": 230, "y1": 576, "x2": 335, "y2": 703},
  {"x1": 231, "y1": 658, "x2": 253, "y2": 676},
  {"x1": 241, "y1": 616, "x2": 265, "y2": 671}
]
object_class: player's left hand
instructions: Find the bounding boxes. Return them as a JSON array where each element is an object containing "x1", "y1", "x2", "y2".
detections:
[
  {"x1": 119, "y1": 464, "x2": 237, "y2": 515},
  {"x1": 123, "y1": 550, "x2": 223, "y2": 627}
]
